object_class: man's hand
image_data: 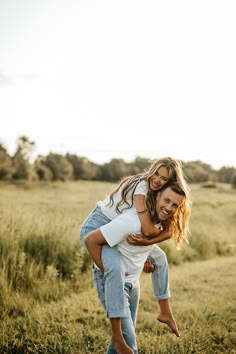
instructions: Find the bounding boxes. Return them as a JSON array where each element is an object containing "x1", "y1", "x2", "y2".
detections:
[
  {"x1": 127, "y1": 233, "x2": 150, "y2": 246},
  {"x1": 143, "y1": 259, "x2": 155, "y2": 273}
]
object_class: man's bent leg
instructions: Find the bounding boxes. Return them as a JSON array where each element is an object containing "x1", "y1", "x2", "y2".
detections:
[
  {"x1": 107, "y1": 281, "x2": 139, "y2": 354},
  {"x1": 93, "y1": 267, "x2": 133, "y2": 354}
]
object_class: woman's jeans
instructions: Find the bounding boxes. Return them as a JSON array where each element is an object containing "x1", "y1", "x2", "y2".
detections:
[
  {"x1": 148, "y1": 245, "x2": 170, "y2": 300},
  {"x1": 80, "y1": 205, "x2": 127, "y2": 318},
  {"x1": 93, "y1": 266, "x2": 140, "y2": 354},
  {"x1": 80, "y1": 205, "x2": 170, "y2": 317}
]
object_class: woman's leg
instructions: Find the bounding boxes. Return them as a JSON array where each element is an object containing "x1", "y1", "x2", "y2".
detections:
[
  {"x1": 80, "y1": 205, "x2": 127, "y2": 316},
  {"x1": 80, "y1": 205, "x2": 111, "y2": 251},
  {"x1": 148, "y1": 245, "x2": 170, "y2": 300},
  {"x1": 147, "y1": 245, "x2": 180, "y2": 337}
]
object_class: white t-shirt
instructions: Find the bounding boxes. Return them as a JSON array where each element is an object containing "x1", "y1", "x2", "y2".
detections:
[
  {"x1": 98, "y1": 179, "x2": 148, "y2": 220},
  {"x1": 100, "y1": 208, "x2": 160, "y2": 283}
]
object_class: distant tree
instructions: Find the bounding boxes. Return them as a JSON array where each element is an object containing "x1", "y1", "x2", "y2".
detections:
[
  {"x1": 0, "y1": 144, "x2": 13, "y2": 180},
  {"x1": 131, "y1": 156, "x2": 150, "y2": 173},
  {"x1": 183, "y1": 161, "x2": 213, "y2": 183},
  {"x1": 34, "y1": 156, "x2": 53, "y2": 181},
  {"x1": 16, "y1": 135, "x2": 35, "y2": 160},
  {"x1": 121, "y1": 163, "x2": 139, "y2": 177},
  {"x1": 65, "y1": 154, "x2": 98, "y2": 180},
  {"x1": 12, "y1": 136, "x2": 36, "y2": 180},
  {"x1": 81, "y1": 159, "x2": 99, "y2": 180},
  {"x1": 65, "y1": 154, "x2": 85, "y2": 179},
  {"x1": 97, "y1": 158, "x2": 128, "y2": 182},
  {"x1": 217, "y1": 166, "x2": 236, "y2": 184},
  {"x1": 43, "y1": 153, "x2": 73, "y2": 181},
  {"x1": 232, "y1": 174, "x2": 236, "y2": 189}
]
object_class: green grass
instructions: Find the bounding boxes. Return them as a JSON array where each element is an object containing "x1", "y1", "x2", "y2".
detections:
[{"x1": 0, "y1": 181, "x2": 235, "y2": 353}]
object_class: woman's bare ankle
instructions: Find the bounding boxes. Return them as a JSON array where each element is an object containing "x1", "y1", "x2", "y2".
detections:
[
  {"x1": 157, "y1": 312, "x2": 180, "y2": 337},
  {"x1": 111, "y1": 334, "x2": 133, "y2": 353}
]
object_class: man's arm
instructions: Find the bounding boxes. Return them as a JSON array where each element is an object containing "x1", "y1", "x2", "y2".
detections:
[{"x1": 84, "y1": 229, "x2": 107, "y2": 272}]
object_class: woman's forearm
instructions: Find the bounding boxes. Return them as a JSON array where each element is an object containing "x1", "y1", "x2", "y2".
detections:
[
  {"x1": 127, "y1": 229, "x2": 172, "y2": 246},
  {"x1": 145, "y1": 229, "x2": 172, "y2": 245},
  {"x1": 142, "y1": 224, "x2": 162, "y2": 237}
]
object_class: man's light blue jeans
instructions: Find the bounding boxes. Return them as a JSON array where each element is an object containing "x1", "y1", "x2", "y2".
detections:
[{"x1": 93, "y1": 266, "x2": 139, "y2": 354}]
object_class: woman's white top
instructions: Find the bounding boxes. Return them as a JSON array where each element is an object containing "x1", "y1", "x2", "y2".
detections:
[{"x1": 97, "y1": 179, "x2": 148, "y2": 220}]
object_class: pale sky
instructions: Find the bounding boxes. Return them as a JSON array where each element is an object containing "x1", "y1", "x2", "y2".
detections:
[{"x1": 0, "y1": 0, "x2": 235, "y2": 169}]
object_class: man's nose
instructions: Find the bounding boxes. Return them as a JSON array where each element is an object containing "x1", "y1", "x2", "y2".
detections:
[{"x1": 165, "y1": 204, "x2": 172, "y2": 212}]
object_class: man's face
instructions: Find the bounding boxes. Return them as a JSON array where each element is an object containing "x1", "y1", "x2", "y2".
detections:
[{"x1": 155, "y1": 186, "x2": 184, "y2": 221}]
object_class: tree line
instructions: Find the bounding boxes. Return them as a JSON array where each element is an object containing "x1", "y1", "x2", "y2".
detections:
[{"x1": 0, "y1": 136, "x2": 236, "y2": 187}]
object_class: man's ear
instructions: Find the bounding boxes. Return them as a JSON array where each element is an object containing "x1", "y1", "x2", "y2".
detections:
[{"x1": 156, "y1": 191, "x2": 161, "y2": 200}]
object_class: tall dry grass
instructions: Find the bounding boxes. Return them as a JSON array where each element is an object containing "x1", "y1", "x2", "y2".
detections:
[{"x1": 0, "y1": 181, "x2": 235, "y2": 352}]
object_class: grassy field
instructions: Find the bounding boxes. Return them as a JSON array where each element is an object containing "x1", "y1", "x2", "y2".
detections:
[
  {"x1": 137, "y1": 256, "x2": 236, "y2": 354},
  {"x1": 0, "y1": 181, "x2": 235, "y2": 353}
]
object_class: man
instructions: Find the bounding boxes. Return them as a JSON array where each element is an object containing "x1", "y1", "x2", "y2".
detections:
[{"x1": 85, "y1": 182, "x2": 188, "y2": 354}]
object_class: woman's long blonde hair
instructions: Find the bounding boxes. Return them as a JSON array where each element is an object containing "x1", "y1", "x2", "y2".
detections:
[{"x1": 107, "y1": 157, "x2": 192, "y2": 247}]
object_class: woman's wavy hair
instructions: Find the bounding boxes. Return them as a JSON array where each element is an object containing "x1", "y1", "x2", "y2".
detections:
[{"x1": 107, "y1": 157, "x2": 191, "y2": 247}]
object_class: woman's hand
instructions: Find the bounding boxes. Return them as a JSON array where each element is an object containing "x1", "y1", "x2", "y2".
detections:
[{"x1": 126, "y1": 233, "x2": 150, "y2": 246}]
